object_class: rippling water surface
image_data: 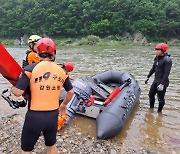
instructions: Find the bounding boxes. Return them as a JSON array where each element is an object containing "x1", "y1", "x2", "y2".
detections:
[{"x1": 0, "y1": 45, "x2": 179, "y2": 153}]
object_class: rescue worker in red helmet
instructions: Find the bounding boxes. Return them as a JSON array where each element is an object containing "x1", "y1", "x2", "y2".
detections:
[
  {"x1": 58, "y1": 61, "x2": 74, "y2": 73},
  {"x1": 63, "y1": 62, "x2": 75, "y2": 80},
  {"x1": 11, "y1": 38, "x2": 74, "y2": 153},
  {"x1": 64, "y1": 62, "x2": 74, "y2": 72},
  {"x1": 145, "y1": 43, "x2": 172, "y2": 112},
  {"x1": 58, "y1": 61, "x2": 75, "y2": 80}
]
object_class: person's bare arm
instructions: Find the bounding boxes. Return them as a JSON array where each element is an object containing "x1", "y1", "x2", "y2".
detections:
[
  {"x1": 11, "y1": 86, "x2": 25, "y2": 97},
  {"x1": 59, "y1": 89, "x2": 74, "y2": 115}
]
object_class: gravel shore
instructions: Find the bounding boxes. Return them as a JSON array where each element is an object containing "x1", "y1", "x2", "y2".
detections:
[{"x1": 0, "y1": 113, "x2": 157, "y2": 154}]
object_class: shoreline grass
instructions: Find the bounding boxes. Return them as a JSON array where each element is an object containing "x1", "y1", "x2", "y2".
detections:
[{"x1": 1, "y1": 35, "x2": 180, "y2": 47}]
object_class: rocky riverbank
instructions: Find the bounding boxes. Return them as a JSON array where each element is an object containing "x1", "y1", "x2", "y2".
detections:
[{"x1": 0, "y1": 113, "x2": 156, "y2": 154}]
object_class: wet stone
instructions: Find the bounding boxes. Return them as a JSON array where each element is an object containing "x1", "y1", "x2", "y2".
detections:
[
  {"x1": 110, "y1": 149, "x2": 117, "y2": 154},
  {"x1": 85, "y1": 140, "x2": 93, "y2": 147}
]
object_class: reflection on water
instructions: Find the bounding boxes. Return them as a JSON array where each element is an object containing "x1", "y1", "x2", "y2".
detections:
[
  {"x1": 0, "y1": 45, "x2": 180, "y2": 153},
  {"x1": 142, "y1": 110, "x2": 164, "y2": 148}
]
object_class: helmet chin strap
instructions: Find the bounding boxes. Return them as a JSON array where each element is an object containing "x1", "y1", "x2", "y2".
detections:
[
  {"x1": 163, "y1": 51, "x2": 167, "y2": 54},
  {"x1": 161, "y1": 50, "x2": 167, "y2": 55},
  {"x1": 29, "y1": 42, "x2": 36, "y2": 52},
  {"x1": 29, "y1": 44, "x2": 32, "y2": 49},
  {"x1": 49, "y1": 55, "x2": 55, "y2": 61},
  {"x1": 39, "y1": 54, "x2": 55, "y2": 61}
]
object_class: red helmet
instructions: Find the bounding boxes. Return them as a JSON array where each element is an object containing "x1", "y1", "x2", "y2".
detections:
[
  {"x1": 64, "y1": 62, "x2": 74, "y2": 72},
  {"x1": 36, "y1": 38, "x2": 56, "y2": 56},
  {"x1": 155, "y1": 43, "x2": 168, "y2": 52}
]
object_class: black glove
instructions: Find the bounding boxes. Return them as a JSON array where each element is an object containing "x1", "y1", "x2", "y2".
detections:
[
  {"x1": 145, "y1": 78, "x2": 149, "y2": 84},
  {"x1": 12, "y1": 100, "x2": 27, "y2": 108}
]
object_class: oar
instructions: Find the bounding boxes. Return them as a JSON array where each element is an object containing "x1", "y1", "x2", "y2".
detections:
[
  {"x1": 98, "y1": 82, "x2": 113, "y2": 93},
  {"x1": 84, "y1": 77, "x2": 109, "y2": 100}
]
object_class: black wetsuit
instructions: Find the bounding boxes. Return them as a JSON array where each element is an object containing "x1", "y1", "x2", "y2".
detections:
[{"x1": 147, "y1": 53, "x2": 172, "y2": 112}]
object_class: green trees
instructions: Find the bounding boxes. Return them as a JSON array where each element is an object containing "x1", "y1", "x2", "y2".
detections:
[
  {"x1": 0, "y1": 0, "x2": 179, "y2": 40},
  {"x1": 164, "y1": 0, "x2": 180, "y2": 38}
]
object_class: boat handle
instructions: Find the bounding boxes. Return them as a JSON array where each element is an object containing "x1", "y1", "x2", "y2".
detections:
[{"x1": 122, "y1": 113, "x2": 126, "y2": 121}]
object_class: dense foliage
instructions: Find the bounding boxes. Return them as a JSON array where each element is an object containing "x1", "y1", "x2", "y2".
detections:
[{"x1": 0, "y1": 0, "x2": 179, "y2": 40}]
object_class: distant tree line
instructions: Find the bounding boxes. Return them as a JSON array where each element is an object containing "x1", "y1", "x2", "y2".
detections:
[{"x1": 0, "y1": 0, "x2": 179, "y2": 40}]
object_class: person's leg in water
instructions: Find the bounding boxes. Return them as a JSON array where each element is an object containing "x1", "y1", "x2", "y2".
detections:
[
  {"x1": 148, "y1": 82, "x2": 157, "y2": 108},
  {"x1": 157, "y1": 87, "x2": 167, "y2": 112}
]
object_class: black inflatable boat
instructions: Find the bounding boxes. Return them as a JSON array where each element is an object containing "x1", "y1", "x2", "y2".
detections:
[{"x1": 62, "y1": 70, "x2": 141, "y2": 139}]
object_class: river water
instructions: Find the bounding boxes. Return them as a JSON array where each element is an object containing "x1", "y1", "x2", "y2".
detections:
[{"x1": 0, "y1": 45, "x2": 179, "y2": 153}]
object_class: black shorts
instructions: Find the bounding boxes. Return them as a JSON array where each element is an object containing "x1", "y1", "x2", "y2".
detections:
[{"x1": 21, "y1": 109, "x2": 58, "y2": 151}]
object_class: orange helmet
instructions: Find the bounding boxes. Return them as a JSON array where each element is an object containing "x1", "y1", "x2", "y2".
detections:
[
  {"x1": 155, "y1": 43, "x2": 168, "y2": 52},
  {"x1": 64, "y1": 62, "x2": 74, "y2": 72},
  {"x1": 36, "y1": 38, "x2": 56, "y2": 56}
]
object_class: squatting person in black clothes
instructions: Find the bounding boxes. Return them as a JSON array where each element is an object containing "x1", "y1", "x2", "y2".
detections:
[
  {"x1": 11, "y1": 38, "x2": 74, "y2": 154},
  {"x1": 145, "y1": 43, "x2": 172, "y2": 112}
]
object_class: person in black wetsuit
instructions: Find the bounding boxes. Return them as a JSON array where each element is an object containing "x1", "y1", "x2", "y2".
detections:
[{"x1": 145, "y1": 43, "x2": 172, "y2": 112}]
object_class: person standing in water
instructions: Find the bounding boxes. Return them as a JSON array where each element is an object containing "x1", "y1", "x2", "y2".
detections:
[
  {"x1": 145, "y1": 43, "x2": 172, "y2": 112},
  {"x1": 12, "y1": 38, "x2": 74, "y2": 154}
]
